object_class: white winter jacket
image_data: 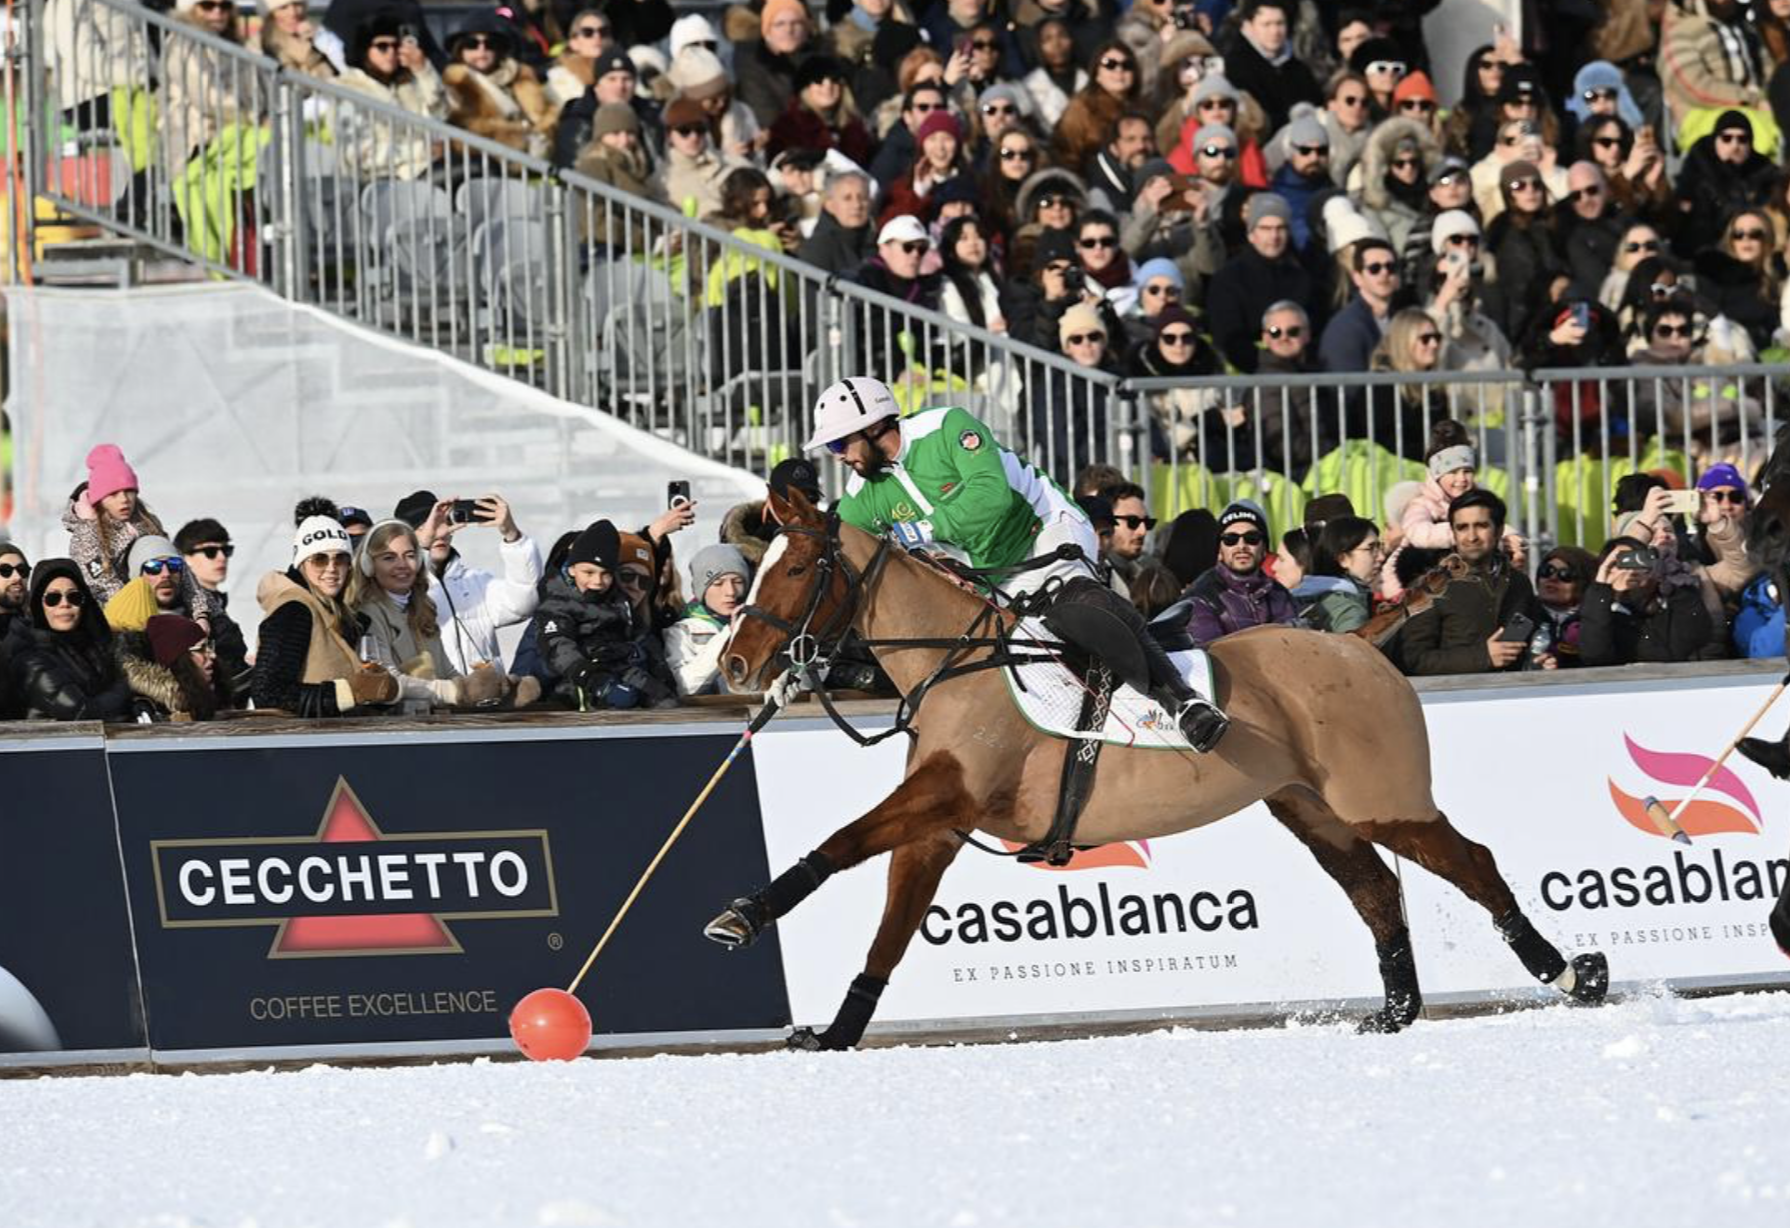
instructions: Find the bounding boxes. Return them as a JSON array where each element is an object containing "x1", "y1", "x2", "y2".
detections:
[
  {"x1": 664, "y1": 608, "x2": 732, "y2": 697},
  {"x1": 428, "y1": 534, "x2": 543, "y2": 674}
]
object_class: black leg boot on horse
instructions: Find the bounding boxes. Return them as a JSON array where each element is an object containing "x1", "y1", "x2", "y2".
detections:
[{"x1": 1043, "y1": 577, "x2": 1230, "y2": 751}]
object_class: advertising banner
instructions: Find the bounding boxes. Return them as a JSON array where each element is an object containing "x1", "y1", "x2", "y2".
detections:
[
  {"x1": 751, "y1": 728, "x2": 1387, "y2": 1028},
  {"x1": 0, "y1": 734, "x2": 147, "y2": 1062},
  {"x1": 108, "y1": 729, "x2": 789, "y2": 1055},
  {"x1": 1406, "y1": 676, "x2": 1790, "y2": 1000}
]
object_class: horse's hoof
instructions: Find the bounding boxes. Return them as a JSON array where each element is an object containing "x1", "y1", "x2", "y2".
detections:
[
  {"x1": 1356, "y1": 1002, "x2": 1418, "y2": 1034},
  {"x1": 702, "y1": 898, "x2": 765, "y2": 949},
  {"x1": 1562, "y1": 951, "x2": 1610, "y2": 1004}
]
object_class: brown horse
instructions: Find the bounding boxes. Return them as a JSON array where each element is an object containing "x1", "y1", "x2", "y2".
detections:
[{"x1": 709, "y1": 489, "x2": 1608, "y2": 1049}]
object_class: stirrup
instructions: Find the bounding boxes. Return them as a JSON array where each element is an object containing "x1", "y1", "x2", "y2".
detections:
[{"x1": 1174, "y1": 697, "x2": 1229, "y2": 753}]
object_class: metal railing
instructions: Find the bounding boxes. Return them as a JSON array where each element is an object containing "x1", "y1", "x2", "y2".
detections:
[
  {"x1": 15, "y1": 0, "x2": 1790, "y2": 556},
  {"x1": 17, "y1": 0, "x2": 1127, "y2": 487}
]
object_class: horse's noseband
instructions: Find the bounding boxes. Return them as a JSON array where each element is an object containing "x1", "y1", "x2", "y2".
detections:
[{"x1": 735, "y1": 516, "x2": 886, "y2": 673}]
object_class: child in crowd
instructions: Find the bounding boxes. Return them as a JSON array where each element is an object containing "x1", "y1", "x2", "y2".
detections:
[
  {"x1": 532, "y1": 520, "x2": 676, "y2": 710},
  {"x1": 665, "y1": 544, "x2": 753, "y2": 696}
]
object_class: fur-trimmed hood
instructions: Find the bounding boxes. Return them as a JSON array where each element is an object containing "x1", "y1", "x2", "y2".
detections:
[
  {"x1": 114, "y1": 628, "x2": 225, "y2": 721},
  {"x1": 719, "y1": 500, "x2": 779, "y2": 567},
  {"x1": 1360, "y1": 117, "x2": 1440, "y2": 212}
]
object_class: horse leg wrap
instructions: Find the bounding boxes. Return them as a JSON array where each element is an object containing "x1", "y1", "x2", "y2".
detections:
[
  {"x1": 789, "y1": 973, "x2": 887, "y2": 1052},
  {"x1": 759, "y1": 851, "x2": 836, "y2": 920},
  {"x1": 1359, "y1": 933, "x2": 1422, "y2": 1034},
  {"x1": 704, "y1": 852, "x2": 835, "y2": 949},
  {"x1": 1496, "y1": 909, "x2": 1568, "y2": 986}
]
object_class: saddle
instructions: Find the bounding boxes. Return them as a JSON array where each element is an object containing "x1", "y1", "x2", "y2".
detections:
[{"x1": 1002, "y1": 618, "x2": 1217, "y2": 866}]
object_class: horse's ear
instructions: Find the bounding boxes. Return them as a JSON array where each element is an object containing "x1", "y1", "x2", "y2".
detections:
[{"x1": 777, "y1": 485, "x2": 824, "y2": 525}]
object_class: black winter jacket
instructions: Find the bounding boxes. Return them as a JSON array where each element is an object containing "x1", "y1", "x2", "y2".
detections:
[
  {"x1": 6, "y1": 619, "x2": 132, "y2": 721},
  {"x1": 249, "y1": 569, "x2": 367, "y2": 719},
  {"x1": 1204, "y1": 248, "x2": 1313, "y2": 374},
  {"x1": 1577, "y1": 583, "x2": 1716, "y2": 666},
  {"x1": 5, "y1": 560, "x2": 132, "y2": 721},
  {"x1": 531, "y1": 573, "x2": 674, "y2": 708}
]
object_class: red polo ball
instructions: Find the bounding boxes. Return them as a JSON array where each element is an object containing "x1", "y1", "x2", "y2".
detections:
[{"x1": 509, "y1": 988, "x2": 592, "y2": 1062}]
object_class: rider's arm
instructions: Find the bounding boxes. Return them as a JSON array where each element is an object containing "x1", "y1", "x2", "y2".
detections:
[{"x1": 923, "y1": 407, "x2": 1014, "y2": 541}]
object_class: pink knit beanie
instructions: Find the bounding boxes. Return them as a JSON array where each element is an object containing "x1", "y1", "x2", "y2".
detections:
[{"x1": 86, "y1": 444, "x2": 140, "y2": 504}]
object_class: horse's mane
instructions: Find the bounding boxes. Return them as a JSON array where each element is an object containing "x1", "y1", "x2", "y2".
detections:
[{"x1": 1354, "y1": 554, "x2": 1471, "y2": 648}]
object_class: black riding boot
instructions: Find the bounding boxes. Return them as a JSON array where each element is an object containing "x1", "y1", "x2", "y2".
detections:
[
  {"x1": 1043, "y1": 577, "x2": 1229, "y2": 752},
  {"x1": 1737, "y1": 729, "x2": 1790, "y2": 780}
]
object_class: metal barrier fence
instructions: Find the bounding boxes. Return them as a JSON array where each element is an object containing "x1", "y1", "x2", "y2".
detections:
[
  {"x1": 19, "y1": 0, "x2": 1126, "y2": 487},
  {"x1": 16, "y1": 0, "x2": 1790, "y2": 555}
]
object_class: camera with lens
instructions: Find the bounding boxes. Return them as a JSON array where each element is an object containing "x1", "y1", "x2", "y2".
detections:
[
  {"x1": 1614, "y1": 545, "x2": 1660, "y2": 571},
  {"x1": 1172, "y1": 3, "x2": 1199, "y2": 30}
]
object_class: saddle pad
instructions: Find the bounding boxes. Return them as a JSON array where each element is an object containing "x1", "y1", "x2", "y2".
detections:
[{"x1": 1002, "y1": 617, "x2": 1215, "y2": 750}]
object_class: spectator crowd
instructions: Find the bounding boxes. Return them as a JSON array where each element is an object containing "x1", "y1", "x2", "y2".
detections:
[
  {"x1": 0, "y1": 425, "x2": 1780, "y2": 726},
  {"x1": 47, "y1": 0, "x2": 1790, "y2": 471}
]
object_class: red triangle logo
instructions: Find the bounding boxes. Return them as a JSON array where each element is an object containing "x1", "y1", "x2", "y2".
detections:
[{"x1": 271, "y1": 780, "x2": 460, "y2": 957}]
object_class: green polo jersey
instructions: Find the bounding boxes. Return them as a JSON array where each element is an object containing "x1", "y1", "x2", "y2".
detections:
[{"x1": 835, "y1": 406, "x2": 1082, "y2": 569}]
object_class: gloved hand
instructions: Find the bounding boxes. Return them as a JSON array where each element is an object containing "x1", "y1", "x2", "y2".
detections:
[
  {"x1": 621, "y1": 665, "x2": 675, "y2": 707},
  {"x1": 763, "y1": 667, "x2": 807, "y2": 710},
  {"x1": 346, "y1": 665, "x2": 399, "y2": 708},
  {"x1": 600, "y1": 678, "x2": 641, "y2": 709},
  {"x1": 452, "y1": 665, "x2": 509, "y2": 708},
  {"x1": 888, "y1": 520, "x2": 935, "y2": 550}
]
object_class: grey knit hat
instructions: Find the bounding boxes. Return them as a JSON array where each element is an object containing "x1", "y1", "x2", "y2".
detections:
[
  {"x1": 690, "y1": 543, "x2": 750, "y2": 594},
  {"x1": 1244, "y1": 192, "x2": 1291, "y2": 230},
  {"x1": 126, "y1": 534, "x2": 180, "y2": 576}
]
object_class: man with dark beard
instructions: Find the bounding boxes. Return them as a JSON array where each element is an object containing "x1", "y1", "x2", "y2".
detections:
[{"x1": 0, "y1": 541, "x2": 28, "y2": 719}]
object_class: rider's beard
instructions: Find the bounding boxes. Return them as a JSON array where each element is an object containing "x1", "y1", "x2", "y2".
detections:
[{"x1": 855, "y1": 447, "x2": 890, "y2": 478}]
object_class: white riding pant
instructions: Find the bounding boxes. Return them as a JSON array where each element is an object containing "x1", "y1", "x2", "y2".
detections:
[{"x1": 1005, "y1": 511, "x2": 1101, "y2": 601}]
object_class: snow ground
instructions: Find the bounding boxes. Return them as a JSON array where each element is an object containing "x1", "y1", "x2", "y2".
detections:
[{"x1": 3, "y1": 991, "x2": 1788, "y2": 1228}]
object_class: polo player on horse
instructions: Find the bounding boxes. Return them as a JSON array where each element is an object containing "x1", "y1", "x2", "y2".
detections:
[{"x1": 804, "y1": 376, "x2": 1230, "y2": 752}]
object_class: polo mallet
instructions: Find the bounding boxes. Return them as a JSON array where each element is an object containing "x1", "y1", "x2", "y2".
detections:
[
  {"x1": 1641, "y1": 677, "x2": 1788, "y2": 845},
  {"x1": 507, "y1": 694, "x2": 785, "y2": 1060}
]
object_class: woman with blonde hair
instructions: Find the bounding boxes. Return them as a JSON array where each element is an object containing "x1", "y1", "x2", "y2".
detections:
[
  {"x1": 1355, "y1": 307, "x2": 1446, "y2": 461},
  {"x1": 347, "y1": 519, "x2": 516, "y2": 710}
]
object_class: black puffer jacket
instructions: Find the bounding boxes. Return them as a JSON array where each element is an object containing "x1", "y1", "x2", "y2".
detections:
[
  {"x1": 531, "y1": 573, "x2": 676, "y2": 709},
  {"x1": 0, "y1": 607, "x2": 24, "y2": 720},
  {"x1": 6, "y1": 560, "x2": 132, "y2": 721},
  {"x1": 250, "y1": 568, "x2": 368, "y2": 719}
]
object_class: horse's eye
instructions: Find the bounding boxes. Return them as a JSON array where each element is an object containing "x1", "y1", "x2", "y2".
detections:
[{"x1": 787, "y1": 564, "x2": 807, "y2": 578}]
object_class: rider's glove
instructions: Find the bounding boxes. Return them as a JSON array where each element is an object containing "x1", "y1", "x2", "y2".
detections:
[
  {"x1": 763, "y1": 667, "x2": 808, "y2": 710},
  {"x1": 889, "y1": 520, "x2": 935, "y2": 551}
]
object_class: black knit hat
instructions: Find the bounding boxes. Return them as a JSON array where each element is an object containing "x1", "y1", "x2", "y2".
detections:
[
  {"x1": 393, "y1": 490, "x2": 438, "y2": 529},
  {"x1": 567, "y1": 520, "x2": 622, "y2": 571}
]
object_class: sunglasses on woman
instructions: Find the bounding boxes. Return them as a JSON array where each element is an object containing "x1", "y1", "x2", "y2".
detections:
[
  {"x1": 1537, "y1": 563, "x2": 1576, "y2": 581},
  {"x1": 1065, "y1": 331, "x2": 1105, "y2": 346},
  {"x1": 1731, "y1": 227, "x2": 1769, "y2": 242},
  {"x1": 1159, "y1": 329, "x2": 1196, "y2": 346},
  {"x1": 1000, "y1": 146, "x2": 1035, "y2": 161},
  {"x1": 572, "y1": 24, "x2": 607, "y2": 38},
  {"x1": 1623, "y1": 238, "x2": 1659, "y2": 253},
  {"x1": 1582, "y1": 88, "x2": 1617, "y2": 104},
  {"x1": 41, "y1": 590, "x2": 85, "y2": 608},
  {"x1": 1098, "y1": 58, "x2": 1134, "y2": 73},
  {"x1": 1398, "y1": 100, "x2": 1435, "y2": 114},
  {"x1": 1143, "y1": 283, "x2": 1180, "y2": 297}
]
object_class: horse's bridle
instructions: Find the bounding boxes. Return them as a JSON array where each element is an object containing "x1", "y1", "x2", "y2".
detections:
[
  {"x1": 733, "y1": 512, "x2": 1057, "y2": 747},
  {"x1": 735, "y1": 511, "x2": 894, "y2": 677}
]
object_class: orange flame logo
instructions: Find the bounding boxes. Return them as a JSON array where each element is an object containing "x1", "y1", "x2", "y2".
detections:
[
  {"x1": 1608, "y1": 735, "x2": 1765, "y2": 839},
  {"x1": 999, "y1": 840, "x2": 1152, "y2": 871}
]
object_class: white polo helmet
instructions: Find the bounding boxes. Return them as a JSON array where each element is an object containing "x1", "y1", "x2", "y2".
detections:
[{"x1": 805, "y1": 377, "x2": 899, "y2": 454}]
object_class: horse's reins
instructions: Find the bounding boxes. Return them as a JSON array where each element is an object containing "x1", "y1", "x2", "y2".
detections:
[
  {"x1": 735, "y1": 513, "x2": 1068, "y2": 748},
  {"x1": 735, "y1": 514, "x2": 1206, "y2": 859}
]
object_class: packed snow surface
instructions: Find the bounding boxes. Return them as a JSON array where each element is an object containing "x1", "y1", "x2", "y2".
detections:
[{"x1": 4, "y1": 991, "x2": 1789, "y2": 1228}]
